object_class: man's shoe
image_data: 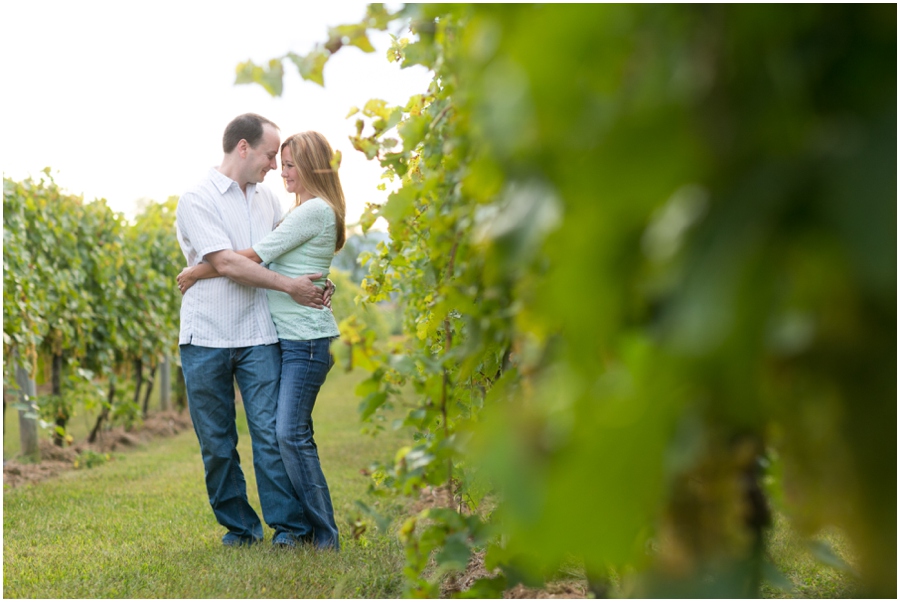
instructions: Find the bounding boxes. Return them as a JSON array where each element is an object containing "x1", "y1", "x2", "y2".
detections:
[
  {"x1": 272, "y1": 532, "x2": 301, "y2": 549},
  {"x1": 222, "y1": 533, "x2": 261, "y2": 547}
]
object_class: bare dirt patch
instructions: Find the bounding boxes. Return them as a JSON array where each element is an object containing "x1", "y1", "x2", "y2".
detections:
[
  {"x1": 3, "y1": 410, "x2": 192, "y2": 489},
  {"x1": 504, "y1": 581, "x2": 590, "y2": 599},
  {"x1": 410, "y1": 483, "x2": 458, "y2": 514},
  {"x1": 441, "y1": 552, "x2": 589, "y2": 600}
]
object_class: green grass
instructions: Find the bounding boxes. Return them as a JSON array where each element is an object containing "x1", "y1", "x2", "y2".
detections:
[
  {"x1": 3, "y1": 368, "x2": 412, "y2": 598},
  {"x1": 762, "y1": 513, "x2": 860, "y2": 598}
]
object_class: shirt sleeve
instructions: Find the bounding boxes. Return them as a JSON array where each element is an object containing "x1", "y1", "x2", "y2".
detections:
[
  {"x1": 253, "y1": 199, "x2": 332, "y2": 263},
  {"x1": 175, "y1": 190, "x2": 232, "y2": 264}
]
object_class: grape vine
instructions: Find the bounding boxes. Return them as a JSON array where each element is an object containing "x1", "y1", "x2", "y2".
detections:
[
  {"x1": 244, "y1": 4, "x2": 894, "y2": 597},
  {"x1": 3, "y1": 172, "x2": 183, "y2": 449}
]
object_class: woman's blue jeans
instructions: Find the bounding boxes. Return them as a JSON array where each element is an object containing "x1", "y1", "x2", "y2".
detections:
[
  {"x1": 180, "y1": 343, "x2": 311, "y2": 545},
  {"x1": 276, "y1": 337, "x2": 340, "y2": 550}
]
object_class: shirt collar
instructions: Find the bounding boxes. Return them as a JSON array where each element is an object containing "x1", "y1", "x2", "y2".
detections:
[{"x1": 208, "y1": 167, "x2": 257, "y2": 197}]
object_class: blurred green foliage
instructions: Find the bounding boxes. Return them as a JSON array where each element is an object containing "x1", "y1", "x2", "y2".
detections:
[
  {"x1": 244, "y1": 3, "x2": 895, "y2": 597},
  {"x1": 330, "y1": 267, "x2": 393, "y2": 375},
  {"x1": 333, "y1": 231, "x2": 391, "y2": 284}
]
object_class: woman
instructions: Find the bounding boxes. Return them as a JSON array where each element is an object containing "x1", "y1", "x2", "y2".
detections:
[{"x1": 178, "y1": 131, "x2": 345, "y2": 550}]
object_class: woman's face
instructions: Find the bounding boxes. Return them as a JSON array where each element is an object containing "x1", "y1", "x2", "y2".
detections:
[{"x1": 280, "y1": 146, "x2": 306, "y2": 196}]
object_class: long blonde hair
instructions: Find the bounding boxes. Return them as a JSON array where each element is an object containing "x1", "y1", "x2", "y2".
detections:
[{"x1": 282, "y1": 131, "x2": 347, "y2": 253}]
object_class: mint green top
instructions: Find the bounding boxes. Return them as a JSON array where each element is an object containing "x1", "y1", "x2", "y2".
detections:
[{"x1": 252, "y1": 197, "x2": 339, "y2": 341}]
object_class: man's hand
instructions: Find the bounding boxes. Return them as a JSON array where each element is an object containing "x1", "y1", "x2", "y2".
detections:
[
  {"x1": 323, "y1": 279, "x2": 335, "y2": 310},
  {"x1": 177, "y1": 266, "x2": 197, "y2": 295},
  {"x1": 287, "y1": 273, "x2": 325, "y2": 308}
]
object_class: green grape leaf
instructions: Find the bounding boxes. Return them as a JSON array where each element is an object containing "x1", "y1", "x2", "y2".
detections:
[
  {"x1": 287, "y1": 49, "x2": 329, "y2": 87},
  {"x1": 328, "y1": 24, "x2": 376, "y2": 53},
  {"x1": 234, "y1": 58, "x2": 284, "y2": 97},
  {"x1": 434, "y1": 532, "x2": 471, "y2": 572},
  {"x1": 378, "y1": 186, "x2": 417, "y2": 224}
]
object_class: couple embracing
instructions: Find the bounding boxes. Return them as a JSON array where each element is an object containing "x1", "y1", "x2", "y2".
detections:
[{"x1": 175, "y1": 113, "x2": 343, "y2": 550}]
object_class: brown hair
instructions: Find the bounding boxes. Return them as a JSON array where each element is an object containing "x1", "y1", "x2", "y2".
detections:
[
  {"x1": 223, "y1": 113, "x2": 279, "y2": 153},
  {"x1": 282, "y1": 132, "x2": 347, "y2": 253}
]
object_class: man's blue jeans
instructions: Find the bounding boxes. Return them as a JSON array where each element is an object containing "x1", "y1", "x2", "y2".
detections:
[
  {"x1": 180, "y1": 343, "x2": 311, "y2": 544},
  {"x1": 276, "y1": 338, "x2": 340, "y2": 550}
]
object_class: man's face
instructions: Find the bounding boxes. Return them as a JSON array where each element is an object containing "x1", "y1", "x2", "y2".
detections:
[{"x1": 244, "y1": 124, "x2": 280, "y2": 184}]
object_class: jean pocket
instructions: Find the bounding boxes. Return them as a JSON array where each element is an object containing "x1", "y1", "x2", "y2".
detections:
[{"x1": 312, "y1": 337, "x2": 335, "y2": 369}]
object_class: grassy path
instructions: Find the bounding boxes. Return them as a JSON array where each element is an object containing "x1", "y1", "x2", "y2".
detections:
[{"x1": 3, "y1": 369, "x2": 411, "y2": 598}]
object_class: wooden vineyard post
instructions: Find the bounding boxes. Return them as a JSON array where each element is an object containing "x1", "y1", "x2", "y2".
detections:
[
  {"x1": 159, "y1": 355, "x2": 171, "y2": 412},
  {"x1": 15, "y1": 361, "x2": 40, "y2": 462}
]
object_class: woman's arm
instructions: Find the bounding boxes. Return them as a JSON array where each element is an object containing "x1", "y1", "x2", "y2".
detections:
[
  {"x1": 176, "y1": 248, "x2": 263, "y2": 295},
  {"x1": 253, "y1": 201, "x2": 335, "y2": 307},
  {"x1": 236, "y1": 248, "x2": 262, "y2": 263}
]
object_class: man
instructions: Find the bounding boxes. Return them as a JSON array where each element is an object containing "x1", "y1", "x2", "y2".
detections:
[{"x1": 176, "y1": 113, "x2": 327, "y2": 547}]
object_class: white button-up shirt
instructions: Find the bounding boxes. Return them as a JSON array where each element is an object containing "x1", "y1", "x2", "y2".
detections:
[{"x1": 176, "y1": 167, "x2": 284, "y2": 347}]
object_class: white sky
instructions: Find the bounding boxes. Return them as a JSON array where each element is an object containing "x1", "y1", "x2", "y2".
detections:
[{"x1": 0, "y1": 0, "x2": 431, "y2": 225}]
